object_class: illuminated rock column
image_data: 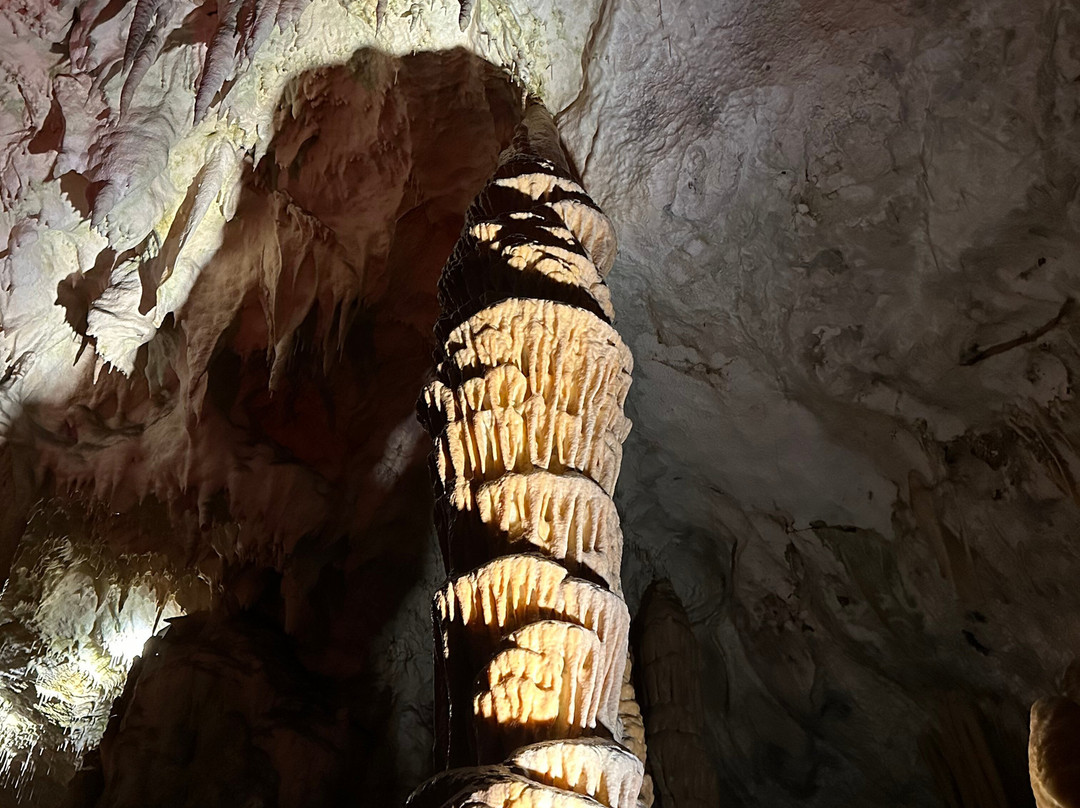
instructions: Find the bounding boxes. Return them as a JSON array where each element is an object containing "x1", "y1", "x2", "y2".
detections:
[
  {"x1": 409, "y1": 101, "x2": 646, "y2": 808},
  {"x1": 1029, "y1": 664, "x2": 1080, "y2": 808}
]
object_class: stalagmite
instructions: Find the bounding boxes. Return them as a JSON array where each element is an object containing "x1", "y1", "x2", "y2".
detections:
[
  {"x1": 408, "y1": 101, "x2": 648, "y2": 808},
  {"x1": 511, "y1": 738, "x2": 644, "y2": 808},
  {"x1": 1029, "y1": 664, "x2": 1080, "y2": 808},
  {"x1": 636, "y1": 580, "x2": 719, "y2": 808}
]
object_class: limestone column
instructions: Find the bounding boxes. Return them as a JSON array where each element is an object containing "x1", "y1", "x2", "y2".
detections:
[{"x1": 408, "y1": 100, "x2": 647, "y2": 808}]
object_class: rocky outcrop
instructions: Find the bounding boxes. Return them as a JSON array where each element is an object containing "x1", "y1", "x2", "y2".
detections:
[{"x1": 410, "y1": 102, "x2": 648, "y2": 808}]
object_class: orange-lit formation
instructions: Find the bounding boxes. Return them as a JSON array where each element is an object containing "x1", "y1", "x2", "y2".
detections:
[
  {"x1": 1029, "y1": 664, "x2": 1080, "y2": 808},
  {"x1": 410, "y1": 102, "x2": 650, "y2": 808}
]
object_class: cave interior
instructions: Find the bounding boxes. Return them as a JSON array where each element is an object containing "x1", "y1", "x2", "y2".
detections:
[{"x1": 1, "y1": 0, "x2": 1080, "y2": 806}]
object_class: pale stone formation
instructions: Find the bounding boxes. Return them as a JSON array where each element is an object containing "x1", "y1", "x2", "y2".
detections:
[
  {"x1": 614, "y1": 657, "x2": 647, "y2": 774},
  {"x1": 464, "y1": 471, "x2": 625, "y2": 593},
  {"x1": 1030, "y1": 666, "x2": 1080, "y2": 808},
  {"x1": 423, "y1": 300, "x2": 633, "y2": 502},
  {"x1": 511, "y1": 738, "x2": 644, "y2": 808},
  {"x1": 410, "y1": 101, "x2": 648, "y2": 808}
]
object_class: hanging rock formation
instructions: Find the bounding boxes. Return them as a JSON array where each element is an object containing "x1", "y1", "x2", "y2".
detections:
[{"x1": 410, "y1": 100, "x2": 649, "y2": 808}]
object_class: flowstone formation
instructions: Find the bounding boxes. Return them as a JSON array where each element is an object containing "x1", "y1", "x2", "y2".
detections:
[{"x1": 410, "y1": 102, "x2": 650, "y2": 808}]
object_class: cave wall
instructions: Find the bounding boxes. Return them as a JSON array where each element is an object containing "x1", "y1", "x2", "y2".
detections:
[
  {"x1": 1, "y1": 0, "x2": 1079, "y2": 806},
  {"x1": 557, "y1": 1, "x2": 1080, "y2": 804}
]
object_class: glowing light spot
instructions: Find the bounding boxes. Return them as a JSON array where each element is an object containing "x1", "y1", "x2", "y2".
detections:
[
  {"x1": 106, "y1": 626, "x2": 152, "y2": 667},
  {"x1": 0, "y1": 528, "x2": 193, "y2": 800}
]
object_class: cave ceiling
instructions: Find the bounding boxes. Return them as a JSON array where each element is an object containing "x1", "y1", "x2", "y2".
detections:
[{"x1": 1, "y1": 0, "x2": 1079, "y2": 806}]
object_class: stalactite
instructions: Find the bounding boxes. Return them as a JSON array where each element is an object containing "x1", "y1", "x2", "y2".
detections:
[{"x1": 409, "y1": 100, "x2": 649, "y2": 808}]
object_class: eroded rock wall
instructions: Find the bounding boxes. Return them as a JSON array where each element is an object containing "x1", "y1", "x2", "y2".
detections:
[{"x1": 557, "y1": 0, "x2": 1080, "y2": 804}]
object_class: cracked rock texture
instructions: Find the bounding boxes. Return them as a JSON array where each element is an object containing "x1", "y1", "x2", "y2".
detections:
[{"x1": 0, "y1": 0, "x2": 1079, "y2": 805}]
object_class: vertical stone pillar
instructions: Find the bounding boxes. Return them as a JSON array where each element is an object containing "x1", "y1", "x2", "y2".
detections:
[{"x1": 409, "y1": 100, "x2": 645, "y2": 808}]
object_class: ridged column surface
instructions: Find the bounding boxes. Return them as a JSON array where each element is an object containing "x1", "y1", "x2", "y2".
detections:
[{"x1": 408, "y1": 101, "x2": 648, "y2": 808}]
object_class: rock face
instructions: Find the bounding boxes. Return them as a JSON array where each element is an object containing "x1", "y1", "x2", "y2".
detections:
[
  {"x1": 0, "y1": 0, "x2": 1079, "y2": 805},
  {"x1": 555, "y1": 1, "x2": 1080, "y2": 804},
  {"x1": 410, "y1": 101, "x2": 647, "y2": 808}
]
